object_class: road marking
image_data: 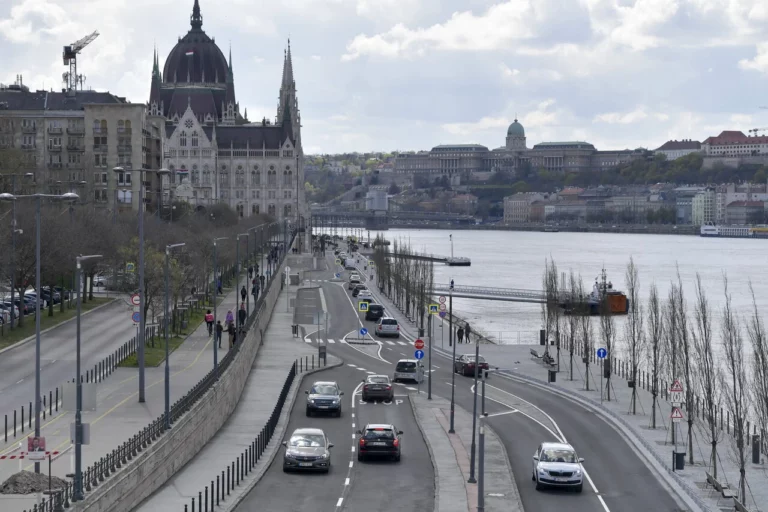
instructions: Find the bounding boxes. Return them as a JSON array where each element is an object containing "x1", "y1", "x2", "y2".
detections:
[
  {"x1": 349, "y1": 461, "x2": 353, "y2": 468},
  {"x1": 396, "y1": 341, "x2": 407, "y2": 346},
  {"x1": 318, "y1": 287, "x2": 328, "y2": 313},
  {"x1": 344, "y1": 478, "x2": 350, "y2": 486},
  {"x1": 351, "y1": 382, "x2": 363, "y2": 409},
  {"x1": 405, "y1": 387, "x2": 417, "y2": 391},
  {"x1": 340, "y1": 339, "x2": 348, "y2": 344},
  {"x1": 347, "y1": 364, "x2": 357, "y2": 367},
  {"x1": 351, "y1": 446, "x2": 355, "y2": 452},
  {"x1": 351, "y1": 413, "x2": 355, "y2": 418},
  {"x1": 432, "y1": 365, "x2": 440, "y2": 369},
  {"x1": 356, "y1": 368, "x2": 367, "y2": 371},
  {"x1": 336, "y1": 498, "x2": 343, "y2": 507},
  {"x1": 15, "y1": 379, "x2": 23, "y2": 384},
  {"x1": 400, "y1": 353, "x2": 406, "y2": 356},
  {"x1": 485, "y1": 410, "x2": 519, "y2": 418},
  {"x1": 385, "y1": 341, "x2": 395, "y2": 345},
  {"x1": 352, "y1": 423, "x2": 355, "y2": 428},
  {"x1": 352, "y1": 434, "x2": 356, "y2": 439},
  {"x1": 366, "y1": 371, "x2": 375, "y2": 374},
  {"x1": 327, "y1": 338, "x2": 335, "y2": 344}
]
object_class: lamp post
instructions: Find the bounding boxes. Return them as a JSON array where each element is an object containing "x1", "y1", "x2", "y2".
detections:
[
  {"x1": 156, "y1": 168, "x2": 170, "y2": 223},
  {"x1": 237, "y1": 232, "x2": 248, "y2": 316},
  {"x1": 449, "y1": 278, "x2": 456, "y2": 434},
  {"x1": 5, "y1": 172, "x2": 34, "y2": 331},
  {"x1": 212, "y1": 237, "x2": 228, "y2": 380},
  {"x1": 468, "y1": 322, "x2": 478, "y2": 483},
  {"x1": 73, "y1": 253, "x2": 101, "y2": 501},
  {"x1": 0, "y1": 192, "x2": 79, "y2": 473},
  {"x1": 164, "y1": 243, "x2": 185, "y2": 430}
]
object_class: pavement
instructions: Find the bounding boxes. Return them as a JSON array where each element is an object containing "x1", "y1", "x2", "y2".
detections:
[{"x1": 0, "y1": 280, "x2": 244, "y2": 512}]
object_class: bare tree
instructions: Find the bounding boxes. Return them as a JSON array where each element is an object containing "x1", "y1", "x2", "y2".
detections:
[
  {"x1": 625, "y1": 257, "x2": 644, "y2": 413},
  {"x1": 578, "y1": 280, "x2": 593, "y2": 391},
  {"x1": 691, "y1": 274, "x2": 721, "y2": 478},
  {"x1": 664, "y1": 284, "x2": 680, "y2": 444},
  {"x1": 673, "y1": 272, "x2": 695, "y2": 463},
  {"x1": 720, "y1": 275, "x2": 748, "y2": 502},
  {"x1": 565, "y1": 271, "x2": 580, "y2": 381},
  {"x1": 647, "y1": 283, "x2": 664, "y2": 429},
  {"x1": 749, "y1": 282, "x2": 768, "y2": 471},
  {"x1": 542, "y1": 258, "x2": 562, "y2": 369},
  {"x1": 599, "y1": 286, "x2": 616, "y2": 401}
]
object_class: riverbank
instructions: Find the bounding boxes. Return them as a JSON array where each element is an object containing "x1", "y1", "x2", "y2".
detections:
[{"x1": 384, "y1": 222, "x2": 698, "y2": 236}]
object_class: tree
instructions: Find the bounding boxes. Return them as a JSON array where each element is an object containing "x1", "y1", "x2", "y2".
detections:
[
  {"x1": 578, "y1": 280, "x2": 593, "y2": 391},
  {"x1": 565, "y1": 271, "x2": 580, "y2": 381},
  {"x1": 691, "y1": 274, "x2": 721, "y2": 478},
  {"x1": 599, "y1": 280, "x2": 616, "y2": 401},
  {"x1": 624, "y1": 258, "x2": 644, "y2": 412},
  {"x1": 749, "y1": 283, "x2": 768, "y2": 484},
  {"x1": 672, "y1": 272, "x2": 695, "y2": 464},
  {"x1": 542, "y1": 258, "x2": 561, "y2": 366},
  {"x1": 388, "y1": 182, "x2": 401, "y2": 195},
  {"x1": 646, "y1": 283, "x2": 664, "y2": 429},
  {"x1": 665, "y1": 283, "x2": 680, "y2": 444}
]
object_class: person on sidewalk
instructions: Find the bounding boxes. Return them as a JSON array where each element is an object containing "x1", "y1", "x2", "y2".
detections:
[
  {"x1": 457, "y1": 326, "x2": 465, "y2": 344},
  {"x1": 217, "y1": 278, "x2": 223, "y2": 295},
  {"x1": 238, "y1": 302, "x2": 247, "y2": 327},
  {"x1": 227, "y1": 322, "x2": 236, "y2": 349},
  {"x1": 248, "y1": 266, "x2": 254, "y2": 280},
  {"x1": 240, "y1": 285, "x2": 247, "y2": 302},
  {"x1": 216, "y1": 320, "x2": 224, "y2": 348},
  {"x1": 205, "y1": 309, "x2": 214, "y2": 335},
  {"x1": 252, "y1": 284, "x2": 259, "y2": 302},
  {"x1": 225, "y1": 309, "x2": 234, "y2": 327},
  {"x1": 260, "y1": 274, "x2": 266, "y2": 289}
]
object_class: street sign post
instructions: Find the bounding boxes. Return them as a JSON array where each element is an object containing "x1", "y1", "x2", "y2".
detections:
[
  {"x1": 669, "y1": 378, "x2": 685, "y2": 406},
  {"x1": 429, "y1": 304, "x2": 439, "y2": 314},
  {"x1": 439, "y1": 311, "x2": 446, "y2": 318},
  {"x1": 125, "y1": 262, "x2": 136, "y2": 273},
  {"x1": 414, "y1": 350, "x2": 424, "y2": 359},
  {"x1": 130, "y1": 294, "x2": 140, "y2": 307},
  {"x1": 335, "y1": 259, "x2": 341, "y2": 265},
  {"x1": 439, "y1": 296, "x2": 446, "y2": 304},
  {"x1": 414, "y1": 339, "x2": 424, "y2": 350},
  {"x1": 358, "y1": 302, "x2": 369, "y2": 312},
  {"x1": 671, "y1": 407, "x2": 684, "y2": 423},
  {"x1": 335, "y1": 273, "x2": 340, "y2": 278},
  {"x1": 131, "y1": 311, "x2": 140, "y2": 324},
  {"x1": 360, "y1": 327, "x2": 368, "y2": 336},
  {"x1": 439, "y1": 304, "x2": 447, "y2": 312},
  {"x1": 596, "y1": 347, "x2": 607, "y2": 359}
]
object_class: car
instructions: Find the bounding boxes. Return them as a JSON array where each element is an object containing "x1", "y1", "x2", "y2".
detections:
[
  {"x1": 352, "y1": 284, "x2": 367, "y2": 297},
  {"x1": 365, "y1": 304, "x2": 385, "y2": 321},
  {"x1": 375, "y1": 317, "x2": 399, "y2": 338},
  {"x1": 361, "y1": 375, "x2": 394, "y2": 402},
  {"x1": 305, "y1": 381, "x2": 344, "y2": 417},
  {"x1": 357, "y1": 424, "x2": 402, "y2": 462},
  {"x1": 282, "y1": 428, "x2": 333, "y2": 472},
  {"x1": 357, "y1": 290, "x2": 373, "y2": 302},
  {"x1": 348, "y1": 276, "x2": 361, "y2": 290},
  {"x1": 532, "y1": 442, "x2": 584, "y2": 492},
  {"x1": 393, "y1": 359, "x2": 425, "y2": 383},
  {"x1": 345, "y1": 263, "x2": 357, "y2": 271},
  {"x1": 453, "y1": 354, "x2": 490, "y2": 376}
]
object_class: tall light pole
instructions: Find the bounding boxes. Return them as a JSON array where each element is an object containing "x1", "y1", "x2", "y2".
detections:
[
  {"x1": 212, "y1": 236, "x2": 228, "y2": 380},
  {"x1": 449, "y1": 278, "x2": 456, "y2": 434},
  {"x1": 468, "y1": 323, "x2": 478, "y2": 483},
  {"x1": 237, "y1": 233, "x2": 249, "y2": 316},
  {"x1": 0, "y1": 192, "x2": 78, "y2": 473},
  {"x1": 74, "y1": 253, "x2": 101, "y2": 501},
  {"x1": 5, "y1": 172, "x2": 33, "y2": 331},
  {"x1": 164, "y1": 243, "x2": 185, "y2": 430}
]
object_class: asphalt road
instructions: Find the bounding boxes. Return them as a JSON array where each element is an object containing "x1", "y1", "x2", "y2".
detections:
[
  {"x1": 302, "y1": 250, "x2": 686, "y2": 512},
  {"x1": 0, "y1": 299, "x2": 135, "y2": 414}
]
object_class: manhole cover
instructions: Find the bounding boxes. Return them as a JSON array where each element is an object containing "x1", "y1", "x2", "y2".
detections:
[{"x1": 487, "y1": 493, "x2": 505, "y2": 497}]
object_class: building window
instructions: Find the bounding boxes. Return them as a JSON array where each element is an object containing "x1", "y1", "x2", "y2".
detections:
[
  {"x1": 268, "y1": 204, "x2": 276, "y2": 216},
  {"x1": 179, "y1": 131, "x2": 187, "y2": 147},
  {"x1": 192, "y1": 164, "x2": 199, "y2": 184},
  {"x1": 252, "y1": 204, "x2": 259, "y2": 215},
  {"x1": 252, "y1": 167, "x2": 260, "y2": 185},
  {"x1": 191, "y1": 131, "x2": 199, "y2": 147},
  {"x1": 283, "y1": 169, "x2": 292, "y2": 186},
  {"x1": 284, "y1": 204, "x2": 291, "y2": 217},
  {"x1": 236, "y1": 204, "x2": 244, "y2": 217},
  {"x1": 236, "y1": 165, "x2": 245, "y2": 185},
  {"x1": 220, "y1": 165, "x2": 229, "y2": 186},
  {"x1": 268, "y1": 168, "x2": 276, "y2": 186}
]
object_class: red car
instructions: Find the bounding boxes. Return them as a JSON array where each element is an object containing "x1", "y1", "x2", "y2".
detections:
[{"x1": 453, "y1": 354, "x2": 489, "y2": 376}]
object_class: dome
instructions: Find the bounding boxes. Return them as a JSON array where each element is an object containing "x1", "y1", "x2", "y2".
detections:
[
  {"x1": 507, "y1": 118, "x2": 525, "y2": 137},
  {"x1": 162, "y1": 0, "x2": 229, "y2": 85}
]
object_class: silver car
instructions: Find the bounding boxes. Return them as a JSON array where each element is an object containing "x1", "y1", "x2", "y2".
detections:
[
  {"x1": 532, "y1": 442, "x2": 584, "y2": 492},
  {"x1": 282, "y1": 428, "x2": 333, "y2": 472},
  {"x1": 375, "y1": 317, "x2": 400, "y2": 338}
]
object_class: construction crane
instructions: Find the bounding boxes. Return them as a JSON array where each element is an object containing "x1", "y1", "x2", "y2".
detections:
[{"x1": 63, "y1": 31, "x2": 99, "y2": 92}]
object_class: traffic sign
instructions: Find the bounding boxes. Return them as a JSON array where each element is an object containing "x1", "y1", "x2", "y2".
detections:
[
  {"x1": 286, "y1": 266, "x2": 291, "y2": 272},
  {"x1": 335, "y1": 259, "x2": 341, "y2": 265},
  {"x1": 370, "y1": 261, "x2": 376, "y2": 267},
  {"x1": 360, "y1": 327, "x2": 368, "y2": 336},
  {"x1": 429, "y1": 304, "x2": 439, "y2": 314},
  {"x1": 125, "y1": 262, "x2": 136, "y2": 273},
  {"x1": 358, "y1": 302, "x2": 369, "y2": 312},
  {"x1": 671, "y1": 407, "x2": 684, "y2": 423},
  {"x1": 414, "y1": 339, "x2": 424, "y2": 350},
  {"x1": 596, "y1": 347, "x2": 607, "y2": 359},
  {"x1": 414, "y1": 350, "x2": 424, "y2": 360},
  {"x1": 131, "y1": 311, "x2": 141, "y2": 324},
  {"x1": 669, "y1": 391, "x2": 684, "y2": 406},
  {"x1": 130, "y1": 293, "x2": 140, "y2": 306},
  {"x1": 438, "y1": 296, "x2": 446, "y2": 304},
  {"x1": 439, "y1": 311, "x2": 446, "y2": 318},
  {"x1": 669, "y1": 379, "x2": 684, "y2": 393},
  {"x1": 439, "y1": 303, "x2": 446, "y2": 312}
]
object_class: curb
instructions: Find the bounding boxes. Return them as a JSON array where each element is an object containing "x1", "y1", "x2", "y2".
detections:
[
  {"x1": 495, "y1": 371, "x2": 712, "y2": 512},
  {"x1": 0, "y1": 298, "x2": 118, "y2": 356},
  {"x1": 485, "y1": 421, "x2": 524, "y2": 511},
  {"x1": 408, "y1": 394, "x2": 443, "y2": 512},
  {"x1": 218, "y1": 357, "x2": 344, "y2": 512}
]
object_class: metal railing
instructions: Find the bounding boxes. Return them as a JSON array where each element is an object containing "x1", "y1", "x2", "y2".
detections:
[{"x1": 431, "y1": 283, "x2": 546, "y2": 302}]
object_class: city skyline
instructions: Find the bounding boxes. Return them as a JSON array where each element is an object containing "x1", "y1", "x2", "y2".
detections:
[{"x1": 2, "y1": 0, "x2": 768, "y2": 154}]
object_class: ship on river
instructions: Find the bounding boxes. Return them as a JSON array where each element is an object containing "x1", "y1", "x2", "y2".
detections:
[
  {"x1": 559, "y1": 269, "x2": 629, "y2": 315},
  {"x1": 700, "y1": 223, "x2": 768, "y2": 239}
]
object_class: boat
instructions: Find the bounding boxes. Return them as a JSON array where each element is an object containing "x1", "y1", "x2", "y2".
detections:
[
  {"x1": 559, "y1": 269, "x2": 628, "y2": 315},
  {"x1": 445, "y1": 257, "x2": 471, "y2": 267},
  {"x1": 700, "y1": 223, "x2": 768, "y2": 239},
  {"x1": 542, "y1": 226, "x2": 560, "y2": 233}
]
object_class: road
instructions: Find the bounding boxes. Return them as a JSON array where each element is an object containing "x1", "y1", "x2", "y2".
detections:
[{"x1": 0, "y1": 299, "x2": 135, "y2": 414}]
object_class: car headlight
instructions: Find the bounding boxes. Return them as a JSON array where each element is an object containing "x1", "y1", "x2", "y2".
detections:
[
  {"x1": 308, "y1": 398, "x2": 315, "y2": 403},
  {"x1": 574, "y1": 469, "x2": 582, "y2": 476},
  {"x1": 318, "y1": 453, "x2": 328, "y2": 459},
  {"x1": 332, "y1": 398, "x2": 339, "y2": 403}
]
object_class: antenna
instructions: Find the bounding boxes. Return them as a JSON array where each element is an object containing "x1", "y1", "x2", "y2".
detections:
[{"x1": 63, "y1": 31, "x2": 99, "y2": 93}]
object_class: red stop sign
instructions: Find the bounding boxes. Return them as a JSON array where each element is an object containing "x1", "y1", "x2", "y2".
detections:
[{"x1": 414, "y1": 339, "x2": 424, "y2": 350}]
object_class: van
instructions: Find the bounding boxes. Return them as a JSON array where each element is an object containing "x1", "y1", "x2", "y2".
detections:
[
  {"x1": 348, "y1": 276, "x2": 361, "y2": 290},
  {"x1": 365, "y1": 304, "x2": 384, "y2": 321},
  {"x1": 393, "y1": 359, "x2": 425, "y2": 383}
]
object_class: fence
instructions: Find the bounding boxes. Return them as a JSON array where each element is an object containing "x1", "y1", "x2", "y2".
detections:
[{"x1": 17, "y1": 233, "x2": 294, "y2": 512}]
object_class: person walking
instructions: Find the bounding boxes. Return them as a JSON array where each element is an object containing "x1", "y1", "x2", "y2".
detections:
[
  {"x1": 240, "y1": 285, "x2": 247, "y2": 303},
  {"x1": 260, "y1": 274, "x2": 266, "y2": 289},
  {"x1": 217, "y1": 277, "x2": 223, "y2": 295},
  {"x1": 252, "y1": 283, "x2": 259, "y2": 302},
  {"x1": 215, "y1": 320, "x2": 224, "y2": 348},
  {"x1": 225, "y1": 309, "x2": 234, "y2": 328},
  {"x1": 248, "y1": 266, "x2": 254, "y2": 280},
  {"x1": 227, "y1": 322, "x2": 236, "y2": 349},
  {"x1": 205, "y1": 309, "x2": 214, "y2": 336},
  {"x1": 457, "y1": 326, "x2": 465, "y2": 344},
  {"x1": 238, "y1": 302, "x2": 247, "y2": 327}
]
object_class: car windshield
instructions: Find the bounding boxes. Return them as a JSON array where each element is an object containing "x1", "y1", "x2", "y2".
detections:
[
  {"x1": 289, "y1": 434, "x2": 325, "y2": 447},
  {"x1": 368, "y1": 376, "x2": 389, "y2": 384},
  {"x1": 310, "y1": 384, "x2": 338, "y2": 395},
  {"x1": 382, "y1": 319, "x2": 397, "y2": 325},
  {"x1": 369, "y1": 305, "x2": 383, "y2": 311},
  {"x1": 540, "y1": 448, "x2": 577, "y2": 463},
  {"x1": 364, "y1": 429, "x2": 394, "y2": 439},
  {"x1": 396, "y1": 362, "x2": 416, "y2": 371}
]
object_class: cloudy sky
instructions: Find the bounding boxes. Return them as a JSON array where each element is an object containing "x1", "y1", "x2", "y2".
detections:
[{"x1": 2, "y1": 0, "x2": 768, "y2": 154}]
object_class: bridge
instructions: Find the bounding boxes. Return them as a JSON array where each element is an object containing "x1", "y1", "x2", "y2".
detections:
[{"x1": 431, "y1": 283, "x2": 548, "y2": 303}]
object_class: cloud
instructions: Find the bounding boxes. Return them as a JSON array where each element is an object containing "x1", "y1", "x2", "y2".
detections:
[
  {"x1": 311, "y1": 55, "x2": 322, "y2": 61},
  {"x1": 593, "y1": 107, "x2": 671, "y2": 125},
  {"x1": 441, "y1": 116, "x2": 510, "y2": 137},
  {"x1": 0, "y1": 0, "x2": 77, "y2": 44},
  {"x1": 739, "y1": 42, "x2": 768, "y2": 73}
]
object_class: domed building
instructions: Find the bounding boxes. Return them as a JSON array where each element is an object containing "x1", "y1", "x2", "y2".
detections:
[
  {"x1": 505, "y1": 118, "x2": 526, "y2": 150},
  {"x1": 148, "y1": 0, "x2": 305, "y2": 221}
]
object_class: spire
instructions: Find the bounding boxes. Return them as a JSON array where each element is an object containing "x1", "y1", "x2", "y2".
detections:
[
  {"x1": 190, "y1": 0, "x2": 203, "y2": 30},
  {"x1": 228, "y1": 44, "x2": 233, "y2": 79},
  {"x1": 152, "y1": 45, "x2": 159, "y2": 79},
  {"x1": 284, "y1": 39, "x2": 294, "y2": 87}
]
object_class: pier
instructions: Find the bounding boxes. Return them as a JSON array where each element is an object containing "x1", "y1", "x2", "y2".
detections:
[
  {"x1": 389, "y1": 252, "x2": 471, "y2": 266},
  {"x1": 431, "y1": 283, "x2": 546, "y2": 303}
]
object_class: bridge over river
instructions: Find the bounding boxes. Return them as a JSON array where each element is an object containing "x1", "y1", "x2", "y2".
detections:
[{"x1": 431, "y1": 283, "x2": 550, "y2": 303}]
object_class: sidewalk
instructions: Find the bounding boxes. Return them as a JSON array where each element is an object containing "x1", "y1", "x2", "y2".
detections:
[
  {"x1": 0, "y1": 280, "x2": 245, "y2": 512},
  {"x1": 410, "y1": 393, "x2": 523, "y2": 512},
  {"x1": 136, "y1": 262, "x2": 337, "y2": 511}
]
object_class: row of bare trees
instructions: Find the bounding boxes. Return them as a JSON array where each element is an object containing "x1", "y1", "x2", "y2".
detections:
[
  {"x1": 543, "y1": 259, "x2": 768, "y2": 504},
  {"x1": 0, "y1": 199, "x2": 281, "y2": 331}
]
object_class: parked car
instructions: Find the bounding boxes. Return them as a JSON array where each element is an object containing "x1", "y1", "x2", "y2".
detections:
[
  {"x1": 356, "y1": 424, "x2": 402, "y2": 462},
  {"x1": 453, "y1": 354, "x2": 490, "y2": 377},
  {"x1": 532, "y1": 442, "x2": 584, "y2": 492},
  {"x1": 348, "y1": 276, "x2": 361, "y2": 290},
  {"x1": 282, "y1": 428, "x2": 333, "y2": 472},
  {"x1": 357, "y1": 290, "x2": 373, "y2": 303},
  {"x1": 352, "y1": 284, "x2": 367, "y2": 297},
  {"x1": 305, "y1": 381, "x2": 344, "y2": 417},
  {"x1": 375, "y1": 317, "x2": 399, "y2": 338}
]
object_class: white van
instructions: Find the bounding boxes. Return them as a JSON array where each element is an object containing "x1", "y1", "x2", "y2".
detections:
[{"x1": 393, "y1": 359, "x2": 425, "y2": 383}]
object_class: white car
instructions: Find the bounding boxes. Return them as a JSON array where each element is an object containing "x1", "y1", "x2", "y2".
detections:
[
  {"x1": 357, "y1": 290, "x2": 373, "y2": 300},
  {"x1": 532, "y1": 442, "x2": 584, "y2": 492}
]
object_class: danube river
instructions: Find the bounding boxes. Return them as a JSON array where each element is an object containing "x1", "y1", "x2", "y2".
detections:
[{"x1": 357, "y1": 228, "x2": 768, "y2": 349}]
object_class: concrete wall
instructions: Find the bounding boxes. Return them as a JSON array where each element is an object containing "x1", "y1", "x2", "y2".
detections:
[{"x1": 72, "y1": 247, "x2": 292, "y2": 512}]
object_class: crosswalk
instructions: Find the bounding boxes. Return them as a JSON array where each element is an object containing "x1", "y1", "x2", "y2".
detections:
[{"x1": 304, "y1": 338, "x2": 410, "y2": 346}]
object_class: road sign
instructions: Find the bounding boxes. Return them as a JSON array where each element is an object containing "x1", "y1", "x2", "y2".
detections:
[
  {"x1": 131, "y1": 311, "x2": 141, "y2": 324},
  {"x1": 429, "y1": 304, "x2": 439, "y2": 314},
  {"x1": 669, "y1": 379, "x2": 684, "y2": 393},
  {"x1": 414, "y1": 350, "x2": 424, "y2": 360},
  {"x1": 130, "y1": 293, "x2": 140, "y2": 306},
  {"x1": 439, "y1": 311, "x2": 446, "y2": 318},
  {"x1": 439, "y1": 303, "x2": 446, "y2": 312},
  {"x1": 358, "y1": 302, "x2": 369, "y2": 312},
  {"x1": 438, "y1": 296, "x2": 446, "y2": 304},
  {"x1": 414, "y1": 339, "x2": 424, "y2": 350},
  {"x1": 370, "y1": 261, "x2": 376, "y2": 267},
  {"x1": 286, "y1": 266, "x2": 291, "y2": 272},
  {"x1": 669, "y1": 391, "x2": 684, "y2": 406},
  {"x1": 335, "y1": 259, "x2": 341, "y2": 265},
  {"x1": 671, "y1": 407, "x2": 684, "y2": 423},
  {"x1": 360, "y1": 327, "x2": 368, "y2": 336},
  {"x1": 125, "y1": 262, "x2": 136, "y2": 273},
  {"x1": 596, "y1": 347, "x2": 607, "y2": 359},
  {"x1": 335, "y1": 273, "x2": 340, "y2": 278}
]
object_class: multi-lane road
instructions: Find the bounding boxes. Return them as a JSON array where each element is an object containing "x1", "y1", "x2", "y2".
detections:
[{"x1": 237, "y1": 249, "x2": 686, "y2": 512}]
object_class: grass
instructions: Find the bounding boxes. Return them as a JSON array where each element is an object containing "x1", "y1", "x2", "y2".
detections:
[{"x1": 0, "y1": 298, "x2": 111, "y2": 351}]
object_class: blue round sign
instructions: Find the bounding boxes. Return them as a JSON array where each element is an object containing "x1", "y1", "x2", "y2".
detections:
[
  {"x1": 439, "y1": 311, "x2": 446, "y2": 318},
  {"x1": 132, "y1": 311, "x2": 141, "y2": 323},
  {"x1": 596, "y1": 347, "x2": 607, "y2": 359},
  {"x1": 360, "y1": 327, "x2": 368, "y2": 336},
  {"x1": 414, "y1": 350, "x2": 424, "y2": 360},
  {"x1": 335, "y1": 273, "x2": 340, "y2": 278}
]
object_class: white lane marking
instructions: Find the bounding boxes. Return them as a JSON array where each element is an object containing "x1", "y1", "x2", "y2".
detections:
[
  {"x1": 366, "y1": 371, "x2": 375, "y2": 374},
  {"x1": 386, "y1": 348, "x2": 393, "y2": 351},
  {"x1": 349, "y1": 461, "x2": 353, "y2": 468},
  {"x1": 385, "y1": 341, "x2": 395, "y2": 345},
  {"x1": 396, "y1": 341, "x2": 407, "y2": 346},
  {"x1": 327, "y1": 338, "x2": 335, "y2": 343},
  {"x1": 305, "y1": 339, "x2": 312, "y2": 343},
  {"x1": 405, "y1": 387, "x2": 417, "y2": 391},
  {"x1": 336, "y1": 498, "x2": 343, "y2": 507},
  {"x1": 352, "y1": 433, "x2": 356, "y2": 439},
  {"x1": 352, "y1": 423, "x2": 355, "y2": 428},
  {"x1": 400, "y1": 353, "x2": 406, "y2": 356},
  {"x1": 345, "y1": 478, "x2": 350, "y2": 486},
  {"x1": 16, "y1": 379, "x2": 23, "y2": 384},
  {"x1": 356, "y1": 368, "x2": 367, "y2": 372},
  {"x1": 351, "y1": 382, "x2": 363, "y2": 409},
  {"x1": 485, "y1": 410, "x2": 519, "y2": 418},
  {"x1": 347, "y1": 364, "x2": 357, "y2": 367},
  {"x1": 432, "y1": 365, "x2": 440, "y2": 369},
  {"x1": 319, "y1": 287, "x2": 328, "y2": 312},
  {"x1": 351, "y1": 446, "x2": 356, "y2": 452},
  {"x1": 340, "y1": 339, "x2": 348, "y2": 344},
  {"x1": 351, "y1": 413, "x2": 355, "y2": 418}
]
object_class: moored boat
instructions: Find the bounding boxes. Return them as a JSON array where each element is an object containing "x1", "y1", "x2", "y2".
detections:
[{"x1": 559, "y1": 269, "x2": 628, "y2": 315}]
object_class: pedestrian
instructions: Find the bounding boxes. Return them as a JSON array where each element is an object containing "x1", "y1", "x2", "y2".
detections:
[
  {"x1": 227, "y1": 322, "x2": 236, "y2": 349},
  {"x1": 238, "y1": 302, "x2": 247, "y2": 327},
  {"x1": 248, "y1": 266, "x2": 253, "y2": 280},
  {"x1": 191, "y1": 286, "x2": 197, "y2": 298},
  {"x1": 217, "y1": 278, "x2": 223, "y2": 295},
  {"x1": 215, "y1": 320, "x2": 223, "y2": 348},
  {"x1": 457, "y1": 326, "x2": 465, "y2": 344},
  {"x1": 225, "y1": 309, "x2": 234, "y2": 328},
  {"x1": 240, "y1": 285, "x2": 247, "y2": 302},
  {"x1": 205, "y1": 309, "x2": 214, "y2": 336},
  {"x1": 260, "y1": 274, "x2": 265, "y2": 288},
  {"x1": 251, "y1": 284, "x2": 258, "y2": 301}
]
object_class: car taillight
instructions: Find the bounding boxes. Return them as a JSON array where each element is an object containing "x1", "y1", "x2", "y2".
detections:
[
  {"x1": 363, "y1": 385, "x2": 369, "y2": 390},
  {"x1": 396, "y1": 325, "x2": 400, "y2": 331},
  {"x1": 393, "y1": 439, "x2": 399, "y2": 447},
  {"x1": 385, "y1": 385, "x2": 391, "y2": 390},
  {"x1": 359, "y1": 438, "x2": 365, "y2": 447}
]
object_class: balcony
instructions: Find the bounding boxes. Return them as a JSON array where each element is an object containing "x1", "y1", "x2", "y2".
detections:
[
  {"x1": 117, "y1": 128, "x2": 132, "y2": 134},
  {"x1": 67, "y1": 127, "x2": 85, "y2": 135},
  {"x1": 22, "y1": 125, "x2": 37, "y2": 133},
  {"x1": 118, "y1": 145, "x2": 132, "y2": 153},
  {"x1": 93, "y1": 128, "x2": 107, "y2": 134},
  {"x1": 48, "y1": 145, "x2": 62, "y2": 152},
  {"x1": 48, "y1": 126, "x2": 63, "y2": 134},
  {"x1": 48, "y1": 162, "x2": 63, "y2": 169},
  {"x1": 93, "y1": 145, "x2": 108, "y2": 153},
  {"x1": 67, "y1": 143, "x2": 84, "y2": 151}
]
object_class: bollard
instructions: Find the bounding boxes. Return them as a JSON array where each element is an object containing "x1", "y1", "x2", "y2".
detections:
[
  {"x1": 216, "y1": 475, "x2": 220, "y2": 505},
  {"x1": 49, "y1": 390, "x2": 53, "y2": 416},
  {"x1": 231, "y1": 461, "x2": 236, "y2": 490},
  {"x1": 221, "y1": 470, "x2": 225, "y2": 502},
  {"x1": 204, "y1": 487, "x2": 208, "y2": 512},
  {"x1": 199, "y1": 492, "x2": 202, "y2": 511},
  {"x1": 211, "y1": 481, "x2": 214, "y2": 510},
  {"x1": 312, "y1": 354, "x2": 315, "y2": 370},
  {"x1": 43, "y1": 395, "x2": 46, "y2": 420},
  {"x1": 185, "y1": 505, "x2": 188, "y2": 512},
  {"x1": 21, "y1": 406, "x2": 24, "y2": 433},
  {"x1": 305, "y1": 355, "x2": 308, "y2": 370},
  {"x1": 28, "y1": 401, "x2": 31, "y2": 429},
  {"x1": 191, "y1": 497, "x2": 195, "y2": 512},
  {"x1": 56, "y1": 387, "x2": 59, "y2": 412},
  {"x1": 236, "y1": 457, "x2": 240, "y2": 486},
  {"x1": 226, "y1": 466, "x2": 230, "y2": 495}
]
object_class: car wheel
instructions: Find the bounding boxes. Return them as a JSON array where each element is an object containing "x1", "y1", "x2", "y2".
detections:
[
  {"x1": 357, "y1": 453, "x2": 364, "y2": 462},
  {"x1": 306, "y1": 408, "x2": 312, "y2": 417},
  {"x1": 535, "y1": 478, "x2": 543, "y2": 491},
  {"x1": 336, "y1": 409, "x2": 342, "y2": 418},
  {"x1": 393, "y1": 454, "x2": 400, "y2": 462},
  {"x1": 283, "y1": 466, "x2": 290, "y2": 473},
  {"x1": 362, "y1": 394, "x2": 368, "y2": 402},
  {"x1": 395, "y1": 333, "x2": 400, "y2": 339},
  {"x1": 531, "y1": 472, "x2": 535, "y2": 481},
  {"x1": 574, "y1": 484, "x2": 583, "y2": 493}
]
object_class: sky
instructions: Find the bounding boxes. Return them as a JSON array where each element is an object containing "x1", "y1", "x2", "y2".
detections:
[{"x1": 2, "y1": 0, "x2": 768, "y2": 155}]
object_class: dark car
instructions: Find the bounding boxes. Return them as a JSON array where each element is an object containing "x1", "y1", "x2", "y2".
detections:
[
  {"x1": 357, "y1": 424, "x2": 402, "y2": 462},
  {"x1": 365, "y1": 304, "x2": 385, "y2": 321},
  {"x1": 305, "y1": 381, "x2": 344, "y2": 417},
  {"x1": 282, "y1": 428, "x2": 333, "y2": 472},
  {"x1": 453, "y1": 354, "x2": 490, "y2": 376},
  {"x1": 352, "y1": 284, "x2": 367, "y2": 297},
  {"x1": 361, "y1": 375, "x2": 394, "y2": 402}
]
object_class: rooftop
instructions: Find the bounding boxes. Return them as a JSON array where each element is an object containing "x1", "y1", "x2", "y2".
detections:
[{"x1": 655, "y1": 139, "x2": 701, "y2": 151}]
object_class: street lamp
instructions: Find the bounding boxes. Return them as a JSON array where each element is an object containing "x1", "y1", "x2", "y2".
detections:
[
  {"x1": 212, "y1": 236, "x2": 228, "y2": 380},
  {"x1": 449, "y1": 278, "x2": 456, "y2": 434},
  {"x1": 468, "y1": 322, "x2": 478, "y2": 483},
  {"x1": 4, "y1": 172, "x2": 34, "y2": 331},
  {"x1": 0, "y1": 191, "x2": 78, "y2": 473},
  {"x1": 164, "y1": 243, "x2": 185, "y2": 430},
  {"x1": 156, "y1": 168, "x2": 170, "y2": 221},
  {"x1": 237, "y1": 233, "x2": 249, "y2": 317},
  {"x1": 74, "y1": 254, "x2": 102, "y2": 501}
]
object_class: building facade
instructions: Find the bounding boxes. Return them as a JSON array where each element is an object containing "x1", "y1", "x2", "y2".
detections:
[
  {"x1": 654, "y1": 139, "x2": 702, "y2": 160},
  {"x1": 726, "y1": 201, "x2": 764, "y2": 225},
  {"x1": 150, "y1": 0, "x2": 306, "y2": 221},
  {"x1": 503, "y1": 192, "x2": 545, "y2": 224},
  {"x1": 691, "y1": 187, "x2": 715, "y2": 226}
]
